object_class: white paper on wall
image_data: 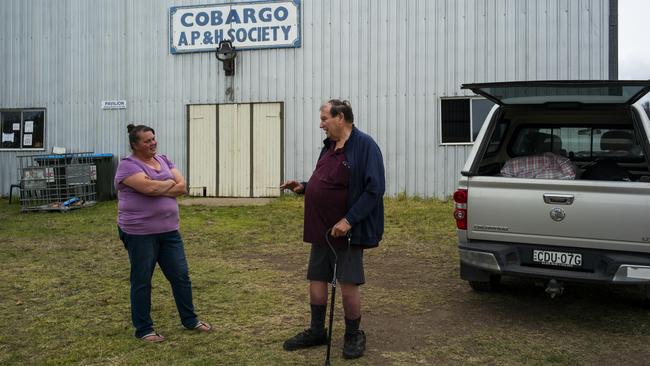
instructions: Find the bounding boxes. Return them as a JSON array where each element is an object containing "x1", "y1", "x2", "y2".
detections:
[
  {"x1": 24, "y1": 121, "x2": 34, "y2": 133},
  {"x1": 23, "y1": 134, "x2": 32, "y2": 146},
  {"x1": 2, "y1": 132, "x2": 14, "y2": 143}
]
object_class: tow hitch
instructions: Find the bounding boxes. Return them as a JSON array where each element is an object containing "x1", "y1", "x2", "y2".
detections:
[{"x1": 545, "y1": 279, "x2": 564, "y2": 298}]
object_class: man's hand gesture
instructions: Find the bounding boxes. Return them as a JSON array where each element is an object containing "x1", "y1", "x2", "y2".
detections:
[{"x1": 280, "y1": 180, "x2": 305, "y2": 194}]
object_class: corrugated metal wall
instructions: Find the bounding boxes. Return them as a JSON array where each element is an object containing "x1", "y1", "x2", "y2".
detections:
[{"x1": 0, "y1": 0, "x2": 611, "y2": 198}]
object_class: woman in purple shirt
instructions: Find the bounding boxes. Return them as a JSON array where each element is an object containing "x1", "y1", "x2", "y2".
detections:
[{"x1": 115, "y1": 124, "x2": 211, "y2": 342}]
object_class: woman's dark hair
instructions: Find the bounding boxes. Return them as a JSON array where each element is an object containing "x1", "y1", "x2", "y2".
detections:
[
  {"x1": 127, "y1": 124, "x2": 155, "y2": 149},
  {"x1": 326, "y1": 99, "x2": 354, "y2": 123}
]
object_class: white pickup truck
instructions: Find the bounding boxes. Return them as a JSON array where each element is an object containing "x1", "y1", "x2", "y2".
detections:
[{"x1": 454, "y1": 80, "x2": 650, "y2": 298}]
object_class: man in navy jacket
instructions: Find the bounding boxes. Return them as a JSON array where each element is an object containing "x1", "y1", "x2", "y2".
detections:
[{"x1": 280, "y1": 99, "x2": 385, "y2": 359}]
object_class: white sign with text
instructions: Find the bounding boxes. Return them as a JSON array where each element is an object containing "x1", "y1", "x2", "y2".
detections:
[
  {"x1": 101, "y1": 100, "x2": 127, "y2": 110},
  {"x1": 170, "y1": 1, "x2": 301, "y2": 54}
]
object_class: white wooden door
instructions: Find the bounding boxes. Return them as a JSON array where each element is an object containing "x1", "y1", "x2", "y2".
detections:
[
  {"x1": 218, "y1": 103, "x2": 251, "y2": 197},
  {"x1": 188, "y1": 105, "x2": 217, "y2": 196},
  {"x1": 252, "y1": 103, "x2": 282, "y2": 197},
  {"x1": 188, "y1": 102, "x2": 282, "y2": 197}
]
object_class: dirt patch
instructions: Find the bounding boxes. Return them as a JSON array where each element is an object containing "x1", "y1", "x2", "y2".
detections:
[
  {"x1": 234, "y1": 243, "x2": 650, "y2": 365},
  {"x1": 239, "y1": 246, "x2": 493, "y2": 363},
  {"x1": 178, "y1": 197, "x2": 274, "y2": 207}
]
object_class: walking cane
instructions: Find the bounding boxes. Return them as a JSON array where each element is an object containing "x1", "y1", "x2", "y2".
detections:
[{"x1": 324, "y1": 229, "x2": 351, "y2": 366}]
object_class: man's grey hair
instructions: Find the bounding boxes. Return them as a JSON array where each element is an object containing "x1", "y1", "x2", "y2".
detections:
[{"x1": 322, "y1": 99, "x2": 354, "y2": 123}]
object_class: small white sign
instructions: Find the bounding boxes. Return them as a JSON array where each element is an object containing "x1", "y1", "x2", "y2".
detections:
[
  {"x1": 23, "y1": 134, "x2": 33, "y2": 146},
  {"x1": 52, "y1": 146, "x2": 66, "y2": 154},
  {"x1": 24, "y1": 121, "x2": 34, "y2": 133},
  {"x1": 102, "y1": 100, "x2": 127, "y2": 110},
  {"x1": 12, "y1": 123, "x2": 20, "y2": 131}
]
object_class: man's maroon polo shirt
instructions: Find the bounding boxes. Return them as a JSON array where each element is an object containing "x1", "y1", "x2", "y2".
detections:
[{"x1": 303, "y1": 143, "x2": 350, "y2": 248}]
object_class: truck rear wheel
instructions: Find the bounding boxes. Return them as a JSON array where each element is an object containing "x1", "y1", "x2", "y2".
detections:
[{"x1": 469, "y1": 275, "x2": 501, "y2": 292}]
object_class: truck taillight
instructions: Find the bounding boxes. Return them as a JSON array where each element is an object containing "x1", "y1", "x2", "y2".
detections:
[
  {"x1": 453, "y1": 188, "x2": 468, "y2": 230},
  {"x1": 453, "y1": 189, "x2": 467, "y2": 203}
]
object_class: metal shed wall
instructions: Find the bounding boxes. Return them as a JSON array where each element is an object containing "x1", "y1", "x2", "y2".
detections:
[{"x1": 0, "y1": 0, "x2": 612, "y2": 198}]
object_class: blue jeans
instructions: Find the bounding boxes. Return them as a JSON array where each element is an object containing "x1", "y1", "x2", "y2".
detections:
[{"x1": 118, "y1": 227, "x2": 199, "y2": 338}]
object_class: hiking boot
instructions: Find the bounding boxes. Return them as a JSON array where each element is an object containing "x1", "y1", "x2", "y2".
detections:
[
  {"x1": 283, "y1": 328, "x2": 328, "y2": 351},
  {"x1": 342, "y1": 329, "x2": 366, "y2": 359}
]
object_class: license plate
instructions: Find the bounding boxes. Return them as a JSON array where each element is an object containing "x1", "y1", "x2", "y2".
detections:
[{"x1": 532, "y1": 250, "x2": 582, "y2": 268}]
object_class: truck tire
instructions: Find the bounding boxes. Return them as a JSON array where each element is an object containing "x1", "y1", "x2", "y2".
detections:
[{"x1": 469, "y1": 275, "x2": 501, "y2": 292}]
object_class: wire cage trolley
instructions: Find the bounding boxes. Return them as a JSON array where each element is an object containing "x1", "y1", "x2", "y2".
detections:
[{"x1": 16, "y1": 152, "x2": 98, "y2": 212}]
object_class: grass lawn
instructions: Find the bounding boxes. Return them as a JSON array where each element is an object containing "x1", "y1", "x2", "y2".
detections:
[{"x1": 2, "y1": 196, "x2": 650, "y2": 365}]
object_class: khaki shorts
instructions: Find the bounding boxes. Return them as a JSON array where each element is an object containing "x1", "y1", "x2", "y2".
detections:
[{"x1": 307, "y1": 243, "x2": 365, "y2": 285}]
